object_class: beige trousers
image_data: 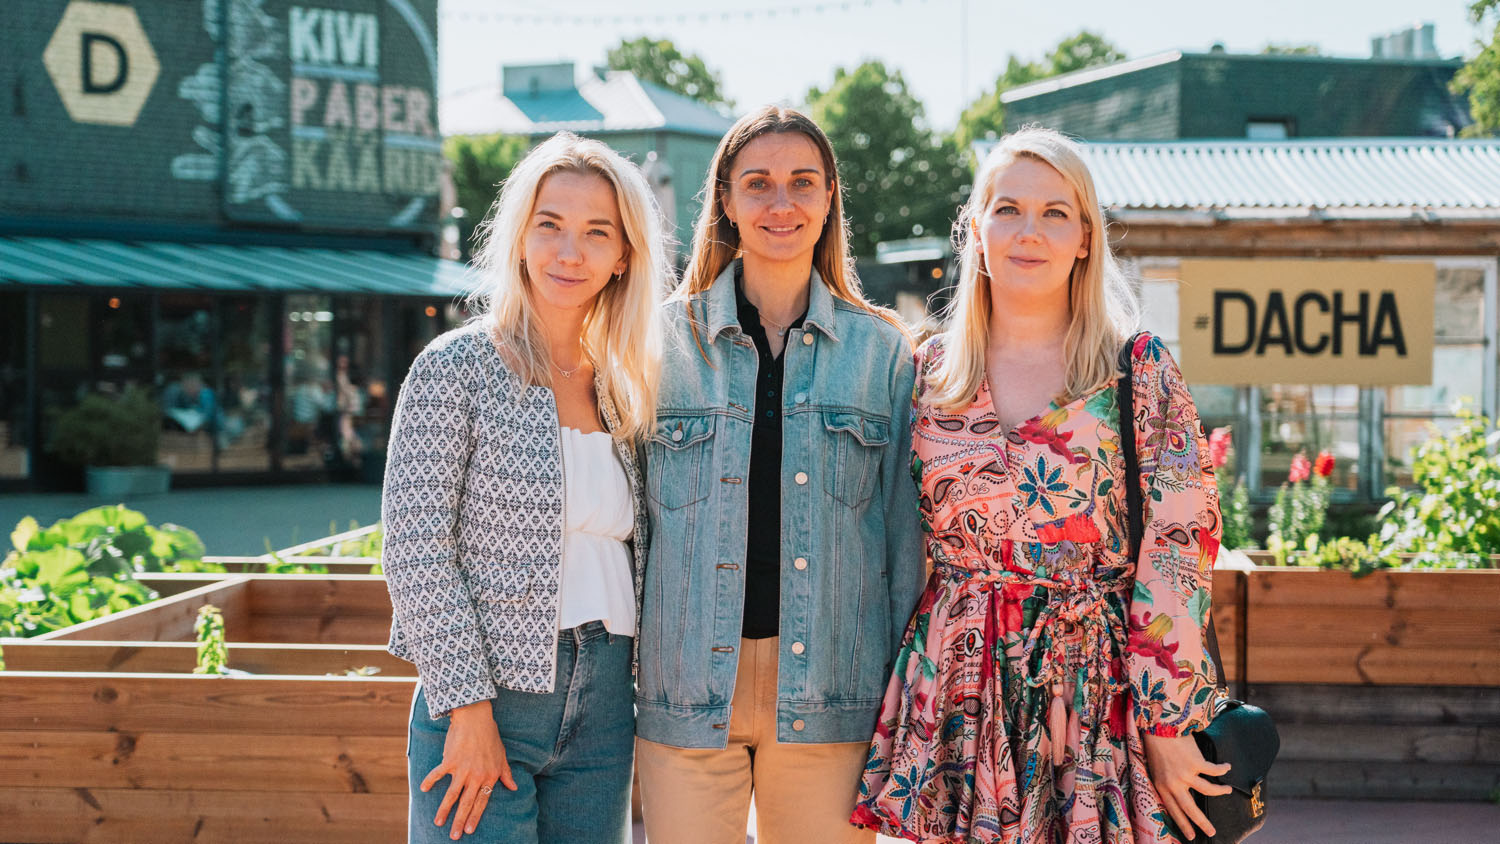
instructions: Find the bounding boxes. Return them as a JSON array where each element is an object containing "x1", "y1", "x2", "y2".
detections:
[{"x1": 636, "y1": 637, "x2": 875, "y2": 844}]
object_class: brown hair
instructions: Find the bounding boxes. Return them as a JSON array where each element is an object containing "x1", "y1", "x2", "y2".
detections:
[{"x1": 674, "y1": 105, "x2": 906, "y2": 345}]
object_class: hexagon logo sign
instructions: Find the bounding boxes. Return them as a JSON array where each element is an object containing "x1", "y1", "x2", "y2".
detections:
[{"x1": 43, "y1": 1, "x2": 160, "y2": 127}]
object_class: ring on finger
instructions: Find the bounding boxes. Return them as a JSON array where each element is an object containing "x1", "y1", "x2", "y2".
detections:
[{"x1": 479, "y1": 785, "x2": 493, "y2": 795}]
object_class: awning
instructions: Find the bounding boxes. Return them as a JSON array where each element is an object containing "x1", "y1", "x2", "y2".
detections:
[{"x1": 0, "y1": 236, "x2": 476, "y2": 296}]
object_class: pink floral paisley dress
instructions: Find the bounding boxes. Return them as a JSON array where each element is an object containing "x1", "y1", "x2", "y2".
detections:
[{"x1": 852, "y1": 333, "x2": 1223, "y2": 844}]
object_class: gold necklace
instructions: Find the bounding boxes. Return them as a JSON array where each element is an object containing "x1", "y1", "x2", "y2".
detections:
[{"x1": 553, "y1": 341, "x2": 585, "y2": 379}]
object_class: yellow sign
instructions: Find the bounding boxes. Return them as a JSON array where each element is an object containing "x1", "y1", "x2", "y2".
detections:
[
  {"x1": 43, "y1": 1, "x2": 160, "y2": 127},
  {"x1": 1177, "y1": 260, "x2": 1434, "y2": 385}
]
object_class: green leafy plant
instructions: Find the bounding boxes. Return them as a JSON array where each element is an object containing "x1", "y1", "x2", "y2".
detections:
[
  {"x1": 194, "y1": 604, "x2": 227, "y2": 674},
  {"x1": 1266, "y1": 451, "x2": 1334, "y2": 564},
  {"x1": 2, "y1": 506, "x2": 218, "y2": 637},
  {"x1": 1207, "y1": 427, "x2": 1253, "y2": 550},
  {"x1": 1378, "y1": 408, "x2": 1500, "y2": 558},
  {"x1": 45, "y1": 387, "x2": 160, "y2": 468}
]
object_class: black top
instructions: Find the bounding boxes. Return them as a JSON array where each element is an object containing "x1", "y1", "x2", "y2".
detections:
[{"x1": 735, "y1": 271, "x2": 806, "y2": 640}]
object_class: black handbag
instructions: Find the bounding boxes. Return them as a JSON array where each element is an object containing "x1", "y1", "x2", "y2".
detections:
[{"x1": 1117, "y1": 336, "x2": 1279, "y2": 844}]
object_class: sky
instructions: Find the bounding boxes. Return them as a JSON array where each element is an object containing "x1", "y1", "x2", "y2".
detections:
[{"x1": 435, "y1": 0, "x2": 1484, "y2": 132}]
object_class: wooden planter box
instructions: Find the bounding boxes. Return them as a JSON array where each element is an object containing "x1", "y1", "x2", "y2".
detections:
[
  {"x1": 1234, "y1": 566, "x2": 1500, "y2": 801},
  {"x1": 0, "y1": 575, "x2": 415, "y2": 844}
]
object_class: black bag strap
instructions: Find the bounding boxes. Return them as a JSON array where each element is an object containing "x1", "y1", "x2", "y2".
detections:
[{"x1": 1117, "y1": 334, "x2": 1229, "y2": 692}]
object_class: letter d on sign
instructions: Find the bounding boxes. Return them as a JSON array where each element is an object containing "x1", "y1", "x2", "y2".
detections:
[
  {"x1": 82, "y1": 32, "x2": 128, "y2": 94},
  {"x1": 43, "y1": 1, "x2": 161, "y2": 127}
]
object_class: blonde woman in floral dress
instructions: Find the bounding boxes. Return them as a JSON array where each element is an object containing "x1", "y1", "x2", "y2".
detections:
[{"x1": 851, "y1": 128, "x2": 1231, "y2": 844}]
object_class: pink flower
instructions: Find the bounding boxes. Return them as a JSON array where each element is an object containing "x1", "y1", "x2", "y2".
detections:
[
  {"x1": 1207, "y1": 427, "x2": 1232, "y2": 469},
  {"x1": 1314, "y1": 450, "x2": 1335, "y2": 479},
  {"x1": 1288, "y1": 452, "x2": 1311, "y2": 484}
]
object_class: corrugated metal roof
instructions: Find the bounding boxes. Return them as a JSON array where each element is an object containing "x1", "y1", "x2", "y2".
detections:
[
  {"x1": 0, "y1": 237, "x2": 475, "y2": 295},
  {"x1": 970, "y1": 138, "x2": 1500, "y2": 217},
  {"x1": 442, "y1": 69, "x2": 733, "y2": 137}
]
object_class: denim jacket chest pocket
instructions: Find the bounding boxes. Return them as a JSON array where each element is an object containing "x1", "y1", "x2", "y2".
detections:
[
  {"x1": 821, "y1": 411, "x2": 890, "y2": 508},
  {"x1": 646, "y1": 414, "x2": 716, "y2": 510}
]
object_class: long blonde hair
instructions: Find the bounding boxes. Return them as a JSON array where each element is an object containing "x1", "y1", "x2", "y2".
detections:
[
  {"x1": 676, "y1": 105, "x2": 906, "y2": 343},
  {"x1": 927, "y1": 126, "x2": 1137, "y2": 412},
  {"x1": 468, "y1": 132, "x2": 665, "y2": 441}
]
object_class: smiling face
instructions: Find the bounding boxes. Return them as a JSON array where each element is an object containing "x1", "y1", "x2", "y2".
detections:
[
  {"x1": 975, "y1": 156, "x2": 1090, "y2": 307},
  {"x1": 722, "y1": 131, "x2": 832, "y2": 269},
  {"x1": 520, "y1": 169, "x2": 628, "y2": 319}
]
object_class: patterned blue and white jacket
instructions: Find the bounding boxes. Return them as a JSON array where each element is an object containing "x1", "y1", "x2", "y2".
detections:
[{"x1": 381, "y1": 320, "x2": 648, "y2": 719}]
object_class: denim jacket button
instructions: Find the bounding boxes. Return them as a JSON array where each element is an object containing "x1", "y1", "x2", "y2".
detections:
[
  {"x1": 791, "y1": 641, "x2": 806, "y2": 655},
  {"x1": 794, "y1": 471, "x2": 808, "y2": 485},
  {"x1": 802, "y1": 333, "x2": 814, "y2": 345},
  {"x1": 794, "y1": 557, "x2": 808, "y2": 570},
  {"x1": 671, "y1": 429, "x2": 684, "y2": 442},
  {"x1": 794, "y1": 392, "x2": 807, "y2": 404},
  {"x1": 792, "y1": 719, "x2": 806, "y2": 731}
]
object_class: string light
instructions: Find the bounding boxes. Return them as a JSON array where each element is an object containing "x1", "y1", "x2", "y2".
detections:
[{"x1": 439, "y1": 0, "x2": 936, "y2": 27}]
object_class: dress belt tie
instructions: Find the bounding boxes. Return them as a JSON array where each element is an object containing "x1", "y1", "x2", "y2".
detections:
[{"x1": 932, "y1": 560, "x2": 1128, "y2": 767}]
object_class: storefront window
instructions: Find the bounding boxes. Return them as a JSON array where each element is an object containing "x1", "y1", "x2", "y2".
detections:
[
  {"x1": 284, "y1": 294, "x2": 335, "y2": 471},
  {"x1": 0, "y1": 293, "x2": 28, "y2": 480},
  {"x1": 1381, "y1": 264, "x2": 1489, "y2": 487},
  {"x1": 158, "y1": 294, "x2": 217, "y2": 474},
  {"x1": 95, "y1": 294, "x2": 152, "y2": 380},
  {"x1": 218, "y1": 298, "x2": 273, "y2": 472},
  {"x1": 1259, "y1": 384, "x2": 1361, "y2": 491}
]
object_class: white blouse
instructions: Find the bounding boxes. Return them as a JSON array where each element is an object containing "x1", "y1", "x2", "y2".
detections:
[{"x1": 556, "y1": 426, "x2": 636, "y2": 636}]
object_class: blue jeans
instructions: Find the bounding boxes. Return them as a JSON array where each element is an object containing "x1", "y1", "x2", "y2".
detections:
[{"x1": 407, "y1": 622, "x2": 634, "y2": 844}]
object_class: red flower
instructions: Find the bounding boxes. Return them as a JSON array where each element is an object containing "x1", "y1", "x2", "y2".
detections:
[
  {"x1": 1207, "y1": 427, "x2": 1232, "y2": 469},
  {"x1": 1313, "y1": 450, "x2": 1335, "y2": 478},
  {"x1": 1287, "y1": 451, "x2": 1311, "y2": 484}
]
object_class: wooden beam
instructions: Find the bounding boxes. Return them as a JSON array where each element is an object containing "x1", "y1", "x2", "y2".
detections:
[
  {"x1": 1271, "y1": 759, "x2": 1500, "y2": 801},
  {"x1": 1246, "y1": 568, "x2": 1500, "y2": 611},
  {"x1": 241, "y1": 616, "x2": 394, "y2": 646},
  {"x1": 0, "y1": 641, "x2": 412, "y2": 676},
  {"x1": 0, "y1": 730, "x2": 406, "y2": 793},
  {"x1": 0, "y1": 787, "x2": 404, "y2": 844},
  {"x1": 1110, "y1": 220, "x2": 1500, "y2": 257},
  {"x1": 245, "y1": 575, "x2": 393, "y2": 617},
  {"x1": 1276, "y1": 723, "x2": 1500, "y2": 764},
  {"x1": 1244, "y1": 683, "x2": 1500, "y2": 725},
  {"x1": 35, "y1": 578, "x2": 252, "y2": 643},
  {"x1": 1243, "y1": 644, "x2": 1500, "y2": 686},
  {"x1": 0, "y1": 674, "x2": 414, "y2": 735}
]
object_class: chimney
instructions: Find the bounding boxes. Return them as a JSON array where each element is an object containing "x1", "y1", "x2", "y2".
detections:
[{"x1": 1370, "y1": 22, "x2": 1438, "y2": 59}]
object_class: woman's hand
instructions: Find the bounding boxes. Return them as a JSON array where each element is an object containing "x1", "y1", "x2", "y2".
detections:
[
  {"x1": 1141, "y1": 732, "x2": 1232, "y2": 841},
  {"x1": 420, "y1": 700, "x2": 518, "y2": 840}
]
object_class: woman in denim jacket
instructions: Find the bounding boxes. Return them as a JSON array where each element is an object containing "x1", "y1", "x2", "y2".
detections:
[{"x1": 634, "y1": 106, "x2": 926, "y2": 844}]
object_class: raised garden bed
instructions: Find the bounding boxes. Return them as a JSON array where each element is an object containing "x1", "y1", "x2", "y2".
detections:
[
  {"x1": 1234, "y1": 566, "x2": 1500, "y2": 800},
  {"x1": 0, "y1": 574, "x2": 414, "y2": 844}
]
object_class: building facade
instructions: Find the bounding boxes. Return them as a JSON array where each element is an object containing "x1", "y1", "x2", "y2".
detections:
[{"x1": 2, "y1": 0, "x2": 467, "y2": 491}]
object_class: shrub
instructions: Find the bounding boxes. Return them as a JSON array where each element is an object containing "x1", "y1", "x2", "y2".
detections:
[
  {"x1": 45, "y1": 387, "x2": 159, "y2": 468},
  {"x1": 1378, "y1": 408, "x2": 1500, "y2": 557}
]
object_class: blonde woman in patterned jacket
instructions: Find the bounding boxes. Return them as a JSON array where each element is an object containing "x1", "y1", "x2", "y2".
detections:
[{"x1": 381, "y1": 132, "x2": 665, "y2": 844}]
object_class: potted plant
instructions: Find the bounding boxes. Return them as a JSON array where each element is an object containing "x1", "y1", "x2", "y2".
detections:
[{"x1": 45, "y1": 387, "x2": 170, "y2": 496}]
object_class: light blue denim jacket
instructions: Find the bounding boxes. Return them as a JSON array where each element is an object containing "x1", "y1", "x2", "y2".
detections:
[{"x1": 635, "y1": 260, "x2": 925, "y2": 749}]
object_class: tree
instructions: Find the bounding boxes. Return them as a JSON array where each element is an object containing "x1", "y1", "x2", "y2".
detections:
[
  {"x1": 444, "y1": 133, "x2": 529, "y2": 258},
  {"x1": 1261, "y1": 44, "x2": 1321, "y2": 55},
  {"x1": 956, "y1": 31, "x2": 1125, "y2": 149},
  {"x1": 1046, "y1": 30, "x2": 1126, "y2": 76},
  {"x1": 806, "y1": 62, "x2": 970, "y2": 255},
  {"x1": 1454, "y1": 0, "x2": 1500, "y2": 136},
  {"x1": 606, "y1": 37, "x2": 732, "y2": 110}
]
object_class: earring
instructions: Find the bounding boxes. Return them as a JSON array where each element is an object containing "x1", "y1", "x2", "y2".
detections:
[{"x1": 728, "y1": 218, "x2": 737, "y2": 229}]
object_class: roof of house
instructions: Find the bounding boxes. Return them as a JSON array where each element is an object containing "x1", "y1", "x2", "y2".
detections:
[
  {"x1": 971, "y1": 137, "x2": 1500, "y2": 220},
  {"x1": 441, "y1": 68, "x2": 735, "y2": 138},
  {"x1": 999, "y1": 50, "x2": 1469, "y2": 140}
]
